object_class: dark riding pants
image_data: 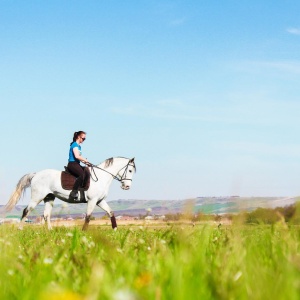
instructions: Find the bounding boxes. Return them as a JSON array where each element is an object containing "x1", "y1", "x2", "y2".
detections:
[{"x1": 67, "y1": 162, "x2": 89, "y2": 190}]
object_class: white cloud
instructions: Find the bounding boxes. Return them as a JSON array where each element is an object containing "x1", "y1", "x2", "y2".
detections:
[
  {"x1": 287, "y1": 27, "x2": 300, "y2": 35},
  {"x1": 222, "y1": 141, "x2": 300, "y2": 158},
  {"x1": 235, "y1": 60, "x2": 300, "y2": 75},
  {"x1": 169, "y1": 17, "x2": 186, "y2": 27},
  {"x1": 260, "y1": 61, "x2": 300, "y2": 74},
  {"x1": 110, "y1": 93, "x2": 300, "y2": 126}
]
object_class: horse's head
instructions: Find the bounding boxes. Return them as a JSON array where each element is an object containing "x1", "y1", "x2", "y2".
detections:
[{"x1": 118, "y1": 158, "x2": 136, "y2": 190}]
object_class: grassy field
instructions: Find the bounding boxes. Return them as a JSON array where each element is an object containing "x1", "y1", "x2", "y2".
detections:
[{"x1": 0, "y1": 222, "x2": 300, "y2": 300}]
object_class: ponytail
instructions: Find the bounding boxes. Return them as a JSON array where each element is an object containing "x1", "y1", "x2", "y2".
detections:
[{"x1": 70, "y1": 131, "x2": 86, "y2": 145}]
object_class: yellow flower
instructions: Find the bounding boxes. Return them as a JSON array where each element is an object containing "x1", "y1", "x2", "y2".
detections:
[
  {"x1": 134, "y1": 272, "x2": 152, "y2": 289},
  {"x1": 40, "y1": 290, "x2": 83, "y2": 300}
]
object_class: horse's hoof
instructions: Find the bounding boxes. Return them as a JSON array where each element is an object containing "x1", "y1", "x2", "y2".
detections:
[{"x1": 113, "y1": 227, "x2": 118, "y2": 231}]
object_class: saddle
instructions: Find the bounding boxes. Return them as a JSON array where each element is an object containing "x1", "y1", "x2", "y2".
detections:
[{"x1": 61, "y1": 166, "x2": 91, "y2": 191}]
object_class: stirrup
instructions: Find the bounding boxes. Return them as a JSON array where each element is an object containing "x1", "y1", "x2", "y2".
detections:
[{"x1": 69, "y1": 190, "x2": 79, "y2": 201}]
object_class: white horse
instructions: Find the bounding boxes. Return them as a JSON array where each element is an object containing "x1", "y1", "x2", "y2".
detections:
[{"x1": 4, "y1": 157, "x2": 136, "y2": 230}]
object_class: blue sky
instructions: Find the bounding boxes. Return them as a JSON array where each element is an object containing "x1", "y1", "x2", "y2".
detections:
[{"x1": 1, "y1": 1, "x2": 300, "y2": 205}]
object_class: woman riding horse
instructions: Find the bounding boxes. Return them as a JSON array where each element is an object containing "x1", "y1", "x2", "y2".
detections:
[{"x1": 67, "y1": 131, "x2": 90, "y2": 201}]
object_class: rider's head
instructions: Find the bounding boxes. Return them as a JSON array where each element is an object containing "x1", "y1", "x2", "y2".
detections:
[{"x1": 71, "y1": 131, "x2": 86, "y2": 145}]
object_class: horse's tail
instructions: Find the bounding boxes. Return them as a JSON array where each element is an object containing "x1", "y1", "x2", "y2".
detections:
[{"x1": 5, "y1": 173, "x2": 36, "y2": 212}]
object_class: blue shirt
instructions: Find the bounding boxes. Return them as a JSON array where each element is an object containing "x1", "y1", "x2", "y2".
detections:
[{"x1": 69, "y1": 142, "x2": 82, "y2": 163}]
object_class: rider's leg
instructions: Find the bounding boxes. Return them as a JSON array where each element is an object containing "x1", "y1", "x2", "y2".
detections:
[
  {"x1": 82, "y1": 167, "x2": 90, "y2": 186},
  {"x1": 67, "y1": 162, "x2": 84, "y2": 200}
]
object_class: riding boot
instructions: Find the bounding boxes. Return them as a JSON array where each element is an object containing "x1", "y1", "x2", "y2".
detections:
[{"x1": 69, "y1": 189, "x2": 79, "y2": 201}]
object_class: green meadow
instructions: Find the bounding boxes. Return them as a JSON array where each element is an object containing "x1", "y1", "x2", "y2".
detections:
[{"x1": 0, "y1": 223, "x2": 300, "y2": 300}]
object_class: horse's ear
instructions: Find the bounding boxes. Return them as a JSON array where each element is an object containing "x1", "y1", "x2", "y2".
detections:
[{"x1": 129, "y1": 157, "x2": 135, "y2": 163}]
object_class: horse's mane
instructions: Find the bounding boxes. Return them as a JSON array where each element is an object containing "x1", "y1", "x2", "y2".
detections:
[
  {"x1": 102, "y1": 157, "x2": 136, "y2": 171},
  {"x1": 104, "y1": 157, "x2": 114, "y2": 168}
]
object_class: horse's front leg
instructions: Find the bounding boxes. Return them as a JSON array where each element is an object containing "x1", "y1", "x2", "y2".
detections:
[
  {"x1": 97, "y1": 199, "x2": 117, "y2": 230},
  {"x1": 43, "y1": 199, "x2": 54, "y2": 230},
  {"x1": 82, "y1": 198, "x2": 98, "y2": 231}
]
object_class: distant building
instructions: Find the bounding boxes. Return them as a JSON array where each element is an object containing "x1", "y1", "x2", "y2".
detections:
[
  {"x1": 2, "y1": 217, "x2": 20, "y2": 224},
  {"x1": 116, "y1": 215, "x2": 135, "y2": 221}
]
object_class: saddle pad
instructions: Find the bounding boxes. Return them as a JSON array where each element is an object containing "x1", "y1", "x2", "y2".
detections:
[{"x1": 61, "y1": 171, "x2": 90, "y2": 191}]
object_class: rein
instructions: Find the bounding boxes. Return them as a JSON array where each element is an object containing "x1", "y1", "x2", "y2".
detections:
[{"x1": 88, "y1": 162, "x2": 133, "y2": 183}]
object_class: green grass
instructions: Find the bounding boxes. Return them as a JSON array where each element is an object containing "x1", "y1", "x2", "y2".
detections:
[{"x1": 0, "y1": 223, "x2": 300, "y2": 299}]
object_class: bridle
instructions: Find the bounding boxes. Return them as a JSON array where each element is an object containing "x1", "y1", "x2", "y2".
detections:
[{"x1": 88, "y1": 161, "x2": 135, "y2": 183}]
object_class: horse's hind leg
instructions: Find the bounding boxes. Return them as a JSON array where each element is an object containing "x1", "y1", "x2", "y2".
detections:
[
  {"x1": 19, "y1": 199, "x2": 41, "y2": 229},
  {"x1": 97, "y1": 199, "x2": 117, "y2": 230},
  {"x1": 43, "y1": 194, "x2": 55, "y2": 230},
  {"x1": 20, "y1": 206, "x2": 30, "y2": 227}
]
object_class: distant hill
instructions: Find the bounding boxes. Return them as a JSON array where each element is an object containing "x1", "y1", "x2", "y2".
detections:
[{"x1": 1, "y1": 196, "x2": 298, "y2": 220}]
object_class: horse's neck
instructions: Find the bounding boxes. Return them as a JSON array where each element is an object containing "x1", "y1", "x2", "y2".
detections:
[{"x1": 98, "y1": 157, "x2": 127, "y2": 176}]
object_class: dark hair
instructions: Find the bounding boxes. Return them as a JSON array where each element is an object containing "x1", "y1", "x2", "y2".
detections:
[{"x1": 70, "y1": 131, "x2": 86, "y2": 145}]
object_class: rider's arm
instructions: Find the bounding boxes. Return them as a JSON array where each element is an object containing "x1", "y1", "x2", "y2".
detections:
[{"x1": 73, "y1": 147, "x2": 89, "y2": 164}]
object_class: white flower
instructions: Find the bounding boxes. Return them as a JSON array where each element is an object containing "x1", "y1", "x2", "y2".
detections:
[
  {"x1": 113, "y1": 289, "x2": 137, "y2": 300},
  {"x1": 66, "y1": 232, "x2": 73, "y2": 237},
  {"x1": 81, "y1": 236, "x2": 88, "y2": 244},
  {"x1": 89, "y1": 241, "x2": 95, "y2": 248},
  {"x1": 7, "y1": 269, "x2": 14, "y2": 276},
  {"x1": 43, "y1": 258, "x2": 53, "y2": 265},
  {"x1": 233, "y1": 271, "x2": 242, "y2": 281}
]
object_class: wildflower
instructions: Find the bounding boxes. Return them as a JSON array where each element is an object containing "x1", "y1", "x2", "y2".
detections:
[
  {"x1": 233, "y1": 271, "x2": 242, "y2": 281},
  {"x1": 113, "y1": 289, "x2": 137, "y2": 300},
  {"x1": 7, "y1": 269, "x2": 14, "y2": 276},
  {"x1": 66, "y1": 232, "x2": 73, "y2": 237},
  {"x1": 134, "y1": 272, "x2": 152, "y2": 289},
  {"x1": 81, "y1": 236, "x2": 88, "y2": 244},
  {"x1": 43, "y1": 258, "x2": 53, "y2": 265},
  {"x1": 89, "y1": 241, "x2": 95, "y2": 248},
  {"x1": 40, "y1": 290, "x2": 82, "y2": 300}
]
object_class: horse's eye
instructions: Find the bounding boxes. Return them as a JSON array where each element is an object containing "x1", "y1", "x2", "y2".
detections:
[{"x1": 129, "y1": 170, "x2": 132, "y2": 173}]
